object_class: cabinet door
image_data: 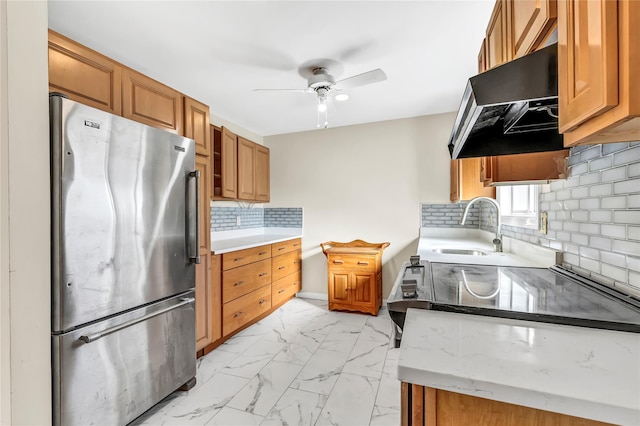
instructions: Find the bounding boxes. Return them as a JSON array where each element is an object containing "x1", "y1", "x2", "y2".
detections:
[
  {"x1": 184, "y1": 96, "x2": 211, "y2": 156},
  {"x1": 351, "y1": 272, "x2": 376, "y2": 309},
  {"x1": 237, "y1": 137, "x2": 256, "y2": 200},
  {"x1": 450, "y1": 160, "x2": 461, "y2": 203},
  {"x1": 486, "y1": 0, "x2": 511, "y2": 69},
  {"x1": 558, "y1": 0, "x2": 618, "y2": 132},
  {"x1": 122, "y1": 68, "x2": 183, "y2": 134},
  {"x1": 48, "y1": 30, "x2": 122, "y2": 115},
  {"x1": 508, "y1": 0, "x2": 557, "y2": 59},
  {"x1": 478, "y1": 38, "x2": 488, "y2": 73},
  {"x1": 221, "y1": 127, "x2": 238, "y2": 199},
  {"x1": 492, "y1": 150, "x2": 568, "y2": 183},
  {"x1": 255, "y1": 145, "x2": 270, "y2": 202},
  {"x1": 211, "y1": 254, "x2": 222, "y2": 343},
  {"x1": 195, "y1": 252, "x2": 213, "y2": 351},
  {"x1": 328, "y1": 271, "x2": 350, "y2": 305},
  {"x1": 196, "y1": 155, "x2": 211, "y2": 254},
  {"x1": 459, "y1": 158, "x2": 495, "y2": 201}
]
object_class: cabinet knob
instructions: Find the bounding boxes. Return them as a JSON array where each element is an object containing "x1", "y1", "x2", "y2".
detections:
[
  {"x1": 278, "y1": 247, "x2": 286, "y2": 251},
  {"x1": 234, "y1": 280, "x2": 245, "y2": 286},
  {"x1": 259, "y1": 251, "x2": 268, "y2": 255},
  {"x1": 333, "y1": 260, "x2": 344, "y2": 265},
  {"x1": 278, "y1": 289, "x2": 285, "y2": 294},
  {"x1": 258, "y1": 272, "x2": 268, "y2": 277},
  {"x1": 234, "y1": 311, "x2": 244, "y2": 318},
  {"x1": 234, "y1": 257, "x2": 244, "y2": 262},
  {"x1": 259, "y1": 299, "x2": 267, "y2": 305},
  {"x1": 278, "y1": 266, "x2": 286, "y2": 270}
]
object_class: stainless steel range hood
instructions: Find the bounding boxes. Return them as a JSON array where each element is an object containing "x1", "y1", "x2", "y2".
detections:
[{"x1": 448, "y1": 44, "x2": 565, "y2": 159}]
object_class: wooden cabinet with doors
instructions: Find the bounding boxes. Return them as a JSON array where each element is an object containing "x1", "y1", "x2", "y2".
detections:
[
  {"x1": 255, "y1": 144, "x2": 270, "y2": 202},
  {"x1": 184, "y1": 96, "x2": 211, "y2": 156},
  {"x1": 482, "y1": 150, "x2": 568, "y2": 185},
  {"x1": 450, "y1": 159, "x2": 495, "y2": 203},
  {"x1": 48, "y1": 30, "x2": 122, "y2": 115},
  {"x1": 122, "y1": 68, "x2": 183, "y2": 135},
  {"x1": 486, "y1": 0, "x2": 510, "y2": 70},
  {"x1": 559, "y1": 0, "x2": 639, "y2": 146},
  {"x1": 211, "y1": 126, "x2": 238, "y2": 199},
  {"x1": 237, "y1": 137, "x2": 256, "y2": 200},
  {"x1": 508, "y1": 0, "x2": 557, "y2": 59},
  {"x1": 271, "y1": 239, "x2": 302, "y2": 306},
  {"x1": 195, "y1": 154, "x2": 214, "y2": 351},
  {"x1": 321, "y1": 240, "x2": 389, "y2": 316}
]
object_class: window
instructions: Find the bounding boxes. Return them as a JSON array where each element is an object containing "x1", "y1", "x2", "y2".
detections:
[{"x1": 497, "y1": 184, "x2": 539, "y2": 229}]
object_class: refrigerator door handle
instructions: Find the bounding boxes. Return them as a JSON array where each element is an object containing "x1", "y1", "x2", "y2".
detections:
[
  {"x1": 188, "y1": 170, "x2": 201, "y2": 264},
  {"x1": 78, "y1": 297, "x2": 195, "y2": 344}
]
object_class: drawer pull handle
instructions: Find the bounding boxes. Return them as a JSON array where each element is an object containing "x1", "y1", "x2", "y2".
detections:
[
  {"x1": 234, "y1": 280, "x2": 245, "y2": 286},
  {"x1": 259, "y1": 273, "x2": 268, "y2": 277},
  {"x1": 278, "y1": 247, "x2": 286, "y2": 251},
  {"x1": 278, "y1": 289, "x2": 286, "y2": 294},
  {"x1": 333, "y1": 260, "x2": 344, "y2": 264},
  {"x1": 293, "y1": 244, "x2": 300, "y2": 247},
  {"x1": 259, "y1": 251, "x2": 268, "y2": 255},
  {"x1": 358, "y1": 261, "x2": 369, "y2": 265},
  {"x1": 234, "y1": 311, "x2": 244, "y2": 318},
  {"x1": 234, "y1": 257, "x2": 244, "y2": 262},
  {"x1": 278, "y1": 266, "x2": 286, "y2": 270},
  {"x1": 259, "y1": 299, "x2": 267, "y2": 305},
  {"x1": 294, "y1": 282, "x2": 300, "y2": 285}
]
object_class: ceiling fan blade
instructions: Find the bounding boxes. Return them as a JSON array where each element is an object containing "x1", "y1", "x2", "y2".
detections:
[
  {"x1": 253, "y1": 88, "x2": 312, "y2": 93},
  {"x1": 334, "y1": 68, "x2": 387, "y2": 90}
]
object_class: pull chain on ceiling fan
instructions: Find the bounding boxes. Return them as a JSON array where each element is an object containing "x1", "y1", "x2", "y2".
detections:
[{"x1": 254, "y1": 65, "x2": 387, "y2": 128}]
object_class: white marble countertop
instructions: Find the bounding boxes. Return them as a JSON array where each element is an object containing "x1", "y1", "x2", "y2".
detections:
[
  {"x1": 210, "y1": 228, "x2": 303, "y2": 254},
  {"x1": 417, "y1": 228, "x2": 561, "y2": 267},
  {"x1": 398, "y1": 308, "x2": 640, "y2": 425}
]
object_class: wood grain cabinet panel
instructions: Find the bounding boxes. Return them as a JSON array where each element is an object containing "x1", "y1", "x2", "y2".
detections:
[
  {"x1": 272, "y1": 270, "x2": 301, "y2": 306},
  {"x1": 272, "y1": 238, "x2": 302, "y2": 256},
  {"x1": 450, "y1": 159, "x2": 495, "y2": 202},
  {"x1": 255, "y1": 145, "x2": 270, "y2": 202},
  {"x1": 222, "y1": 244, "x2": 271, "y2": 270},
  {"x1": 195, "y1": 252, "x2": 213, "y2": 351},
  {"x1": 237, "y1": 137, "x2": 256, "y2": 200},
  {"x1": 560, "y1": 0, "x2": 640, "y2": 146},
  {"x1": 558, "y1": 0, "x2": 619, "y2": 133},
  {"x1": 272, "y1": 250, "x2": 301, "y2": 282},
  {"x1": 222, "y1": 285, "x2": 271, "y2": 336},
  {"x1": 196, "y1": 155, "x2": 211, "y2": 254},
  {"x1": 486, "y1": 0, "x2": 511, "y2": 69},
  {"x1": 220, "y1": 127, "x2": 239, "y2": 199},
  {"x1": 184, "y1": 96, "x2": 211, "y2": 156},
  {"x1": 122, "y1": 68, "x2": 183, "y2": 134},
  {"x1": 222, "y1": 258, "x2": 272, "y2": 303},
  {"x1": 508, "y1": 0, "x2": 557, "y2": 59},
  {"x1": 48, "y1": 30, "x2": 122, "y2": 115}
]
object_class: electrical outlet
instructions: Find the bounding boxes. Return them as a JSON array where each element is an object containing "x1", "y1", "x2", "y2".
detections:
[
  {"x1": 236, "y1": 216, "x2": 241, "y2": 226},
  {"x1": 540, "y1": 211, "x2": 548, "y2": 235}
]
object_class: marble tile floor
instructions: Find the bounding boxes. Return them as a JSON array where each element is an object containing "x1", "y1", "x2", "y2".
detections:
[{"x1": 131, "y1": 298, "x2": 401, "y2": 426}]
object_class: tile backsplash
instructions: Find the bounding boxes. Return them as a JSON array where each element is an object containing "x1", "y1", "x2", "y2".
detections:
[
  {"x1": 211, "y1": 206, "x2": 303, "y2": 232},
  {"x1": 423, "y1": 142, "x2": 640, "y2": 295}
]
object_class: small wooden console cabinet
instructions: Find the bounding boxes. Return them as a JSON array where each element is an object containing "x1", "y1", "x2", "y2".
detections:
[{"x1": 321, "y1": 240, "x2": 389, "y2": 316}]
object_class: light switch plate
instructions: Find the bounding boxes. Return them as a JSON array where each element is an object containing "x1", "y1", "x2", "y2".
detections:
[{"x1": 540, "y1": 211, "x2": 548, "y2": 235}]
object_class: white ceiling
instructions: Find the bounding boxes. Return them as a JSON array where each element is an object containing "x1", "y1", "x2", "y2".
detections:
[{"x1": 48, "y1": 1, "x2": 494, "y2": 137}]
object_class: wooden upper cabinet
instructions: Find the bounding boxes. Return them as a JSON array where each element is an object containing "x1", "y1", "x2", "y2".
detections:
[
  {"x1": 487, "y1": 150, "x2": 569, "y2": 184},
  {"x1": 237, "y1": 137, "x2": 256, "y2": 200},
  {"x1": 558, "y1": 0, "x2": 618, "y2": 133},
  {"x1": 48, "y1": 30, "x2": 122, "y2": 115},
  {"x1": 196, "y1": 154, "x2": 211, "y2": 254},
  {"x1": 478, "y1": 39, "x2": 488, "y2": 73},
  {"x1": 255, "y1": 145, "x2": 270, "y2": 202},
  {"x1": 220, "y1": 127, "x2": 238, "y2": 199},
  {"x1": 508, "y1": 0, "x2": 558, "y2": 59},
  {"x1": 122, "y1": 68, "x2": 183, "y2": 134},
  {"x1": 451, "y1": 158, "x2": 495, "y2": 203},
  {"x1": 486, "y1": 0, "x2": 511, "y2": 69},
  {"x1": 184, "y1": 96, "x2": 211, "y2": 156},
  {"x1": 560, "y1": 0, "x2": 639, "y2": 146}
]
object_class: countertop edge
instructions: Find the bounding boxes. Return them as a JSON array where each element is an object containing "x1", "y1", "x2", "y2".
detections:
[{"x1": 210, "y1": 231, "x2": 303, "y2": 254}]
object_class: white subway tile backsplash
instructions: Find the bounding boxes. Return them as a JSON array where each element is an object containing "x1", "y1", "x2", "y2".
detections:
[
  {"x1": 557, "y1": 189, "x2": 572, "y2": 200},
  {"x1": 612, "y1": 239, "x2": 640, "y2": 256},
  {"x1": 563, "y1": 200, "x2": 580, "y2": 210},
  {"x1": 571, "y1": 210, "x2": 588, "y2": 221},
  {"x1": 589, "y1": 183, "x2": 613, "y2": 197},
  {"x1": 564, "y1": 176, "x2": 580, "y2": 188},
  {"x1": 579, "y1": 257, "x2": 601, "y2": 274},
  {"x1": 613, "y1": 210, "x2": 640, "y2": 224},
  {"x1": 579, "y1": 246, "x2": 600, "y2": 260},
  {"x1": 550, "y1": 180, "x2": 565, "y2": 191},
  {"x1": 628, "y1": 256, "x2": 640, "y2": 273},
  {"x1": 613, "y1": 145, "x2": 640, "y2": 165},
  {"x1": 579, "y1": 172, "x2": 600, "y2": 186},
  {"x1": 555, "y1": 231, "x2": 571, "y2": 242},
  {"x1": 563, "y1": 252, "x2": 580, "y2": 265},
  {"x1": 629, "y1": 194, "x2": 640, "y2": 208},
  {"x1": 579, "y1": 198, "x2": 600, "y2": 210},
  {"x1": 590, "y1": 236, "x2": 613, "y2": 251},
  {"x1": 602, "y1": 142, "x2": 629, "y2": 155},
  {"x1": 601, "y1": 264, "x2": 627, "y2": 283},
  {"x1": 564, "y1": 243, "x2": 580, "y2": 255},
  {"x1": 601, "y1": 166, "x2": 626, "y2": 182},
  {"x1": 613, "y1": 178, "x2": 640, "y2": 194},
  {"x1": 581, "y1": 146, "x2": 602, "y2": 161},
  {"x1": 589, "y1": 210, "x2": 612, "y2": 223},
  {"x1": 570, "y1": 186, "x2": 589, "y2": 199},
  {"x1": 563, "y1": 221, "x2": 579, "y2": 232},
  {"x1": 601, "y1": 224, "x2": 627, "y2": 239},
  {"x1": 601, "y1": 196, "x2": 627, "y2": 209},
  {"x1": 628, "y1": 272, "x2": 640, "y2": 288},
  {"x1": 628, "y1": 162, "x2": 640, "y2": 178},
  {"x1": 629, "y1": 226, "x2": 640, "y2": 241},
  {"x1": 601, "y1": 251, "x2": 626, "y2": 268},
  {"x1": 570, "y1": 162, "x2": 588, "y2": 176},
  {"x1": 571, "y1": 234, "x2": 589, "y2": 245},
  {"x1": 589, "y1": 156, "x2": 612, "y2": 171}
]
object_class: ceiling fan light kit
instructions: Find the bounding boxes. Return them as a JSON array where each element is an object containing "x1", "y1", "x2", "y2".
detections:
[{"x1": 255, "y1": 63, "x2": 387, "y2": 129}]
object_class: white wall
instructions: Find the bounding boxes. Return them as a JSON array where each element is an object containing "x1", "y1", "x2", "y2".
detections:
[
  {"x1": 0, "y1": 1, "x2": 50, "y2": 425},
  {"x1": 264, "y1": 113, "x2": 454, "y2": 298}
]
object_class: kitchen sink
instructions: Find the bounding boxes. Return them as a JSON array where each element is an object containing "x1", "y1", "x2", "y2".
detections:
[{"x1": 432, "y1": 248, "x2": 488, "y2": 256}]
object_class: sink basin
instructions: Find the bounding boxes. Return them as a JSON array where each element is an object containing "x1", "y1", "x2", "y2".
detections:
[{"x1": 432, "y1": 248, "x2": 488, "y2": 256}]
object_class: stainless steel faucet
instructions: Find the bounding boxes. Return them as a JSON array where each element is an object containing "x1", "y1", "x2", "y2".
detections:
[{"x1": 459, "y1": 196, "x2": 503, "y2": 252}]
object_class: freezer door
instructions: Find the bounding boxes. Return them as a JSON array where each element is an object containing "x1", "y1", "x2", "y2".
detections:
[
  {"x1": 52, "y1": 292, "x2": 196, "y2": 426},
  {"x1": 51, "y1": 96, "x2": 197, "y2": 331}
]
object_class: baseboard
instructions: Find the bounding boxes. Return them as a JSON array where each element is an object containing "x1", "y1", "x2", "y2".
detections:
[{"x1": 296, "y1": 292, "x2": 328, "y2": 301}]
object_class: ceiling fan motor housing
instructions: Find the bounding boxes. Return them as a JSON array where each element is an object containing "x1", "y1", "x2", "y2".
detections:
[{"x1": 308, "y1": 67, "x2": 335, "y2": 90}]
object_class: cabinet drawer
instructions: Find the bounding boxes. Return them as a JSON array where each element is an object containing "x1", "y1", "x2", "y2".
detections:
[
  {"x1": 222, "y1": 285, "x2": 271, "y2": 336},
  {"x1": 327, "y1": 255, "x2": 376, "y2": 273},
  {"x1": 222, "y1": 245, "x2": 272, "y2": 270},
  {"x1": 272, "y1": 250, "x2": 302, "y2": 282},
  {"x1": 222, "y1": 258, "x2": 271, "y2": 303},
  {"x1": 272, "y1": 270, "x2": 301, "y2": 306},
  {"x1": 272, "y1": 238, "x2": 302, "y2": 256}
]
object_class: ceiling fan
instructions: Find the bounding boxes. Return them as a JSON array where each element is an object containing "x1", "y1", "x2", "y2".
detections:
[{"x1": 254, "y1": 65, "x2": 387, "y2": 128}]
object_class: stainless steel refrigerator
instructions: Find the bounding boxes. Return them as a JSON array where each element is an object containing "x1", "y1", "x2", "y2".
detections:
[{"x1": 50, "y1": 94, "x2": 199, "y2": 426}]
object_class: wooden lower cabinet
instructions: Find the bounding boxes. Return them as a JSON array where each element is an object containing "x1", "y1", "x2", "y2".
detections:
[
  {"x1": 322, "y1": 240, "x2": 389, "y2": 316},
  {"x1": 402, "y1": 384, "x2": 611, "y2": 426},
  {"x1": 202, "y1": 238, "x2": 302, "y2": 355},
  {"x1": 195, "y1": 251, "x2": 213, "y2": 351}
]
